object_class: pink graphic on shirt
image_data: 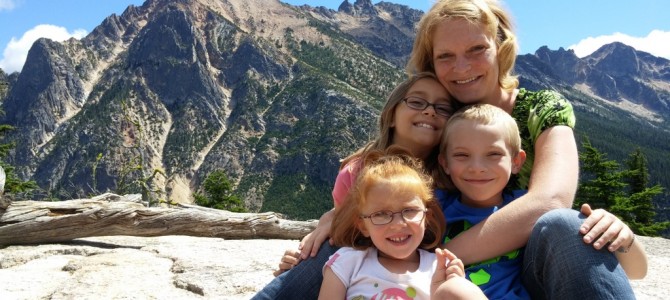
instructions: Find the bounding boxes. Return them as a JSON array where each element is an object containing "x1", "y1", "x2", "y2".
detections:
[
  {"x1": 371, "y1": 287, "x2": 414, "y2": 300},
  {"x1": 325, "y1": 253, "x2": 340, "y2": 267}
]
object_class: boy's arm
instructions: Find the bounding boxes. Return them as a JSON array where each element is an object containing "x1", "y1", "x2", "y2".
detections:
[
  {"x1": 615, "y1": 237, "x2": 648, "y2": 279},
  {"x1": 319, "y1": 266, "x2": 346, "y2": 299}
]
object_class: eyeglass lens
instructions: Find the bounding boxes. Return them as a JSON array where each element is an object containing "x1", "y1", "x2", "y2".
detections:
[
  {"x1": 368, "y1": 208, "x2": 425, "y2": 225},
  {"x1": 404, "y1": 97, "x2": 451, "y2": 117}
]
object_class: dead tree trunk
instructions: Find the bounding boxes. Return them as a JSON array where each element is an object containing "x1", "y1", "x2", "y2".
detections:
[{"x1": 0, "y1": 193, "x2": 317, "y2": 246}]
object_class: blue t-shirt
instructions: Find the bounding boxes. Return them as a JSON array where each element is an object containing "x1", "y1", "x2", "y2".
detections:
[{"x1": 436, "y1": 189, "x2": 530, "y2": 300}]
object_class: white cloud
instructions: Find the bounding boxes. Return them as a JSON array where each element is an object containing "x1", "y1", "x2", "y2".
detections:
[
  {"x1": 0, "y1": 24, "x2": 87, "y2": 73},
  {"x1": 568, "y1": 30, "x2": 670, "y2": 60},
  {"x1": 0, "y1": 0, "x2": 16, "y2": 11}
]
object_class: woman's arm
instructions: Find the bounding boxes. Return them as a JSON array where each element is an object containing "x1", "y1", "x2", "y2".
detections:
[
  {"x1": 580, "y1": 204, "x2": 648, "y2": 279},
  {"x1": 445, "y1": 126, "x2": 578, "y2": 264},
  {"x1": 615, "y1": 237, "x2": 648, "y2": 279}
]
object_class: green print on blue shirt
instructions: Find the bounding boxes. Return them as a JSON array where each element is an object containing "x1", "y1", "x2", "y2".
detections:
[{"x1": 443, "y1": 220, "x2": 522, "y2": 286}]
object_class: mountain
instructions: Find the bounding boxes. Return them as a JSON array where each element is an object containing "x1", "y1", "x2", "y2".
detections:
[
  {"x1": 1, "y1": 0, "x2": 669, "y2": 222},
  {"x1": 0, "y1": 0, "x2": 412, "y2": 219},
  {"x1": 517, "y1": 43, "x2": 670, "y2": 114}
]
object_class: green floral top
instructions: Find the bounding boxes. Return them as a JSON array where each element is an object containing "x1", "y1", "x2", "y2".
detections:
[{"x1": 510, "y1": 88, "x2": 576, "y2": 190}]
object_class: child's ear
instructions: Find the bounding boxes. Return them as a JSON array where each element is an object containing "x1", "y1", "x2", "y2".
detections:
[
  {"x1": 357, "y1": 219, "x2": 370, "y2": 237},
  {"x1": 511, "y1": 150, "x2": 527, "y2": 174},
  {"x1": 438, "y1": 153, "x2": 450, "y2": 175}
]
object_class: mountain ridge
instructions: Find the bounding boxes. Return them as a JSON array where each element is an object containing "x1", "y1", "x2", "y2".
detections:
[{"x1": 1, "y1": 0, "x2": 669, "y2": 221}]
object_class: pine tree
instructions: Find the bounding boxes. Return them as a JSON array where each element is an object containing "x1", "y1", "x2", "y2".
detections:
[
  {"x1": 577, "y1": 139, "x2": 669, "y2": 236},
  {"x1": 194, "y1": 170, "x2": 246, "y2": 212},
  {"x1": 617, "y1": 148, "x2": 669, "y2": 236},
  {"x1": 625, "y1": 148, "x2": 649, "y2": 194},
  {"x1": 0, "y1": 108, "x2": 38, "y2": 195},
  {"x1": 575, "y1": 137, "x2": 625, "y2": 209}
]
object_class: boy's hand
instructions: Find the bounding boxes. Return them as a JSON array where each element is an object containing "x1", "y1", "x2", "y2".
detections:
[{"x1": 272, "y1": 249, "x2": 301, "y2": 277}]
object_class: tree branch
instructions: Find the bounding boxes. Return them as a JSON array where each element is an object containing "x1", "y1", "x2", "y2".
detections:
[{"x1": 0, "y1": 193, "x2": 316, "y2": 246}]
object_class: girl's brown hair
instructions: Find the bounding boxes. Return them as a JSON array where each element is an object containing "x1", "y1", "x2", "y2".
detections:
[{"x1": 330, "y1": 146, "x2": 446, "y2": 251}]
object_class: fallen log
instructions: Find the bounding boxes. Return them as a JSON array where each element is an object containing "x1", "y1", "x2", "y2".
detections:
[{"x1": 0, "y1": 193, "x2": 317, "y2": 246}]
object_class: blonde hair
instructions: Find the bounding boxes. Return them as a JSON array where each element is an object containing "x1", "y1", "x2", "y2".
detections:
[
  {"x1": 407, "y1": 0, "x2": 519, "y2": 92},
  {"x1": 439, "y1": 104, "x2": 521, "y2": 190},
  {"x1": 340, "y1": 72, "x2": 456, "y2": 188},
  {"x1": 331, "y1": 147, "x2": 446, "y2": 251}
]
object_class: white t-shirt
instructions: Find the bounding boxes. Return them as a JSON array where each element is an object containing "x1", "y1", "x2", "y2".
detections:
[{"x1": 323, "y1": 247, "x2": 436, "y2": 300}]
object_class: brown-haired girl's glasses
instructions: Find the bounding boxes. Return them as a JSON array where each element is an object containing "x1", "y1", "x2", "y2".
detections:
[
  {"x1": 403, "y1": 97, "x2": 451, "y2": 118},
  {"x1": 360, "y1": 208, "x2": 427, "y2": 225}
]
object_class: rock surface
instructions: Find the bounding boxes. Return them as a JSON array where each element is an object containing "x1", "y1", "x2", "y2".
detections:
[{"x1": 0, "y1": 235, "x2": 667, "y2": 299}]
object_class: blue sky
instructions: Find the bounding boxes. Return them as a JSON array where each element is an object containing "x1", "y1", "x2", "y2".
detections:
[{"x1": 1, "y1": 0, "x2": 669, "y2": 73}]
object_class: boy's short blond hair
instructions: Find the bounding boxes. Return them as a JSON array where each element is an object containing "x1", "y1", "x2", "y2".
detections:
[{"x1": 440, "y1": 103, "x2": 521, "y2": 157}]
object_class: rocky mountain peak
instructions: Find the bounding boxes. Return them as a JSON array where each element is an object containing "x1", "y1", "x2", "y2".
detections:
[
  {"x1": 586, "y1": 42, "x2": 641, "y2": 77},
  {"x1": 516, "y1": 41, "x2": 670, "y2": 119},
  {"x1": 338, "y1": 0, "x2": 378, "y2": 16}
]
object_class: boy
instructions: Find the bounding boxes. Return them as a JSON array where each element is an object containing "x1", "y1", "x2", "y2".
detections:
[{"x1": 433, "y1": 104, "x2": 647, "y2": 299}]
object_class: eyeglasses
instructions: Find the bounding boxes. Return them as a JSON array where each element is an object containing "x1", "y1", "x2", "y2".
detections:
[
  {"x1": 402, "y1": 97, "x2": 452, "y2": 118},
  {"x1": 360, "y1": 208, "x2": 427, "y2": 225}
]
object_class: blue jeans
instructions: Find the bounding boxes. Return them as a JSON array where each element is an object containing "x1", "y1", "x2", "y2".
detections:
[
  {"x1": 252, "y1": 242, "x2": 339, "y2": 300},
  {"x1": 253, "y1": 209, "x2": 634, "y2": 299},
  {"x1": 522, "y1": 208, "x2": 635, "y2": 299}
]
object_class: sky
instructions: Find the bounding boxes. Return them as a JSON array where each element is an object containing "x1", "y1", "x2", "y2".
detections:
[{"x1": 1, "y1": 0, "x2": 669, "y2": 74}]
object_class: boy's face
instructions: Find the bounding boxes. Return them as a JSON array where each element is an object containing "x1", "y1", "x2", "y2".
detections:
[{"x1": 439, "y1": 119, "x2": 525, "y2": 207}]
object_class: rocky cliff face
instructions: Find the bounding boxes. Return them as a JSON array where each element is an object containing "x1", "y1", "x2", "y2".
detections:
[
  {"x1": 1, "y1": 0, "x2": 669, "y2": 220},
  {"x1": 330, "y1": 0, "x2": 422, "y2": 67},
  {"x1": 516, "y1": 42, "x2": 670, "y2": 115},
  {"x1": 0, "y1": 0, "x2": 410, "y2": 219},
  {"x1": 0, "y1": 70, "x2": 15, "y2": 100}
]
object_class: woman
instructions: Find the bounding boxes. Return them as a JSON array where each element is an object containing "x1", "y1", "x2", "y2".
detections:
[{"x1": 408, "y1": 0, "x2": 639, "y2": 298}]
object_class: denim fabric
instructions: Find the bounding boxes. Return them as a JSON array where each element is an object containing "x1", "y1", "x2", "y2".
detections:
[
  {"x1": 253, "y1": 209, "x2": 635, "y2": 300},
  {"x1": 251, "y1": 241, "x2": 339, "y2": 300},
  {"x1": 522, "y1": 208, "x2": 635, "y2": 299}
]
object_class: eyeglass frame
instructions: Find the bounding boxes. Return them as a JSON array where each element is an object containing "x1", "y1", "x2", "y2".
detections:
[
  {"x1": 402, "y1": 96, "x2": 452, "y2": 118},
  {"x1": 360, "y1": 208, "x2": 428, "y2": 225}
]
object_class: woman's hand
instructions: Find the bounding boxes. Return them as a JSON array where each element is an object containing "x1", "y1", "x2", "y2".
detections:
[
  {"x1": 272, "y1": 209, "x2": 336, "y2": 276},
  {"x1": 580, "y1": 203, "x2": 648, "y2": 279},
  {"x1": 579, "y1": 203, "x2": 635, "y2": 252}
]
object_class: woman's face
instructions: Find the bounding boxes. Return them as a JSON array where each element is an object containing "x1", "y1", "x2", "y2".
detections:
[
  {"x1": 391, "y1": 77, "x2": 450, "y2": 158},
  {"x1": 432, "y1": 18, "x2": 499, "y2": 105}
]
